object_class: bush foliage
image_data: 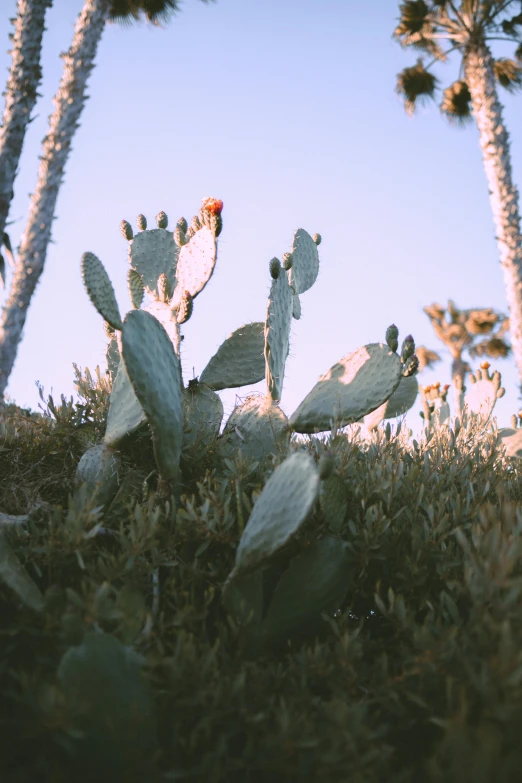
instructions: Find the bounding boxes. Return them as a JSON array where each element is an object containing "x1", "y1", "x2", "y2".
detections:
[{"x1": 1, "y1": 367, "x2": 522, "y2": 782}]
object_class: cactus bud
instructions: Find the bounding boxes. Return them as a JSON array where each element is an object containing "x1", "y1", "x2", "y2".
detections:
[
  {"x1": 402, "y1": 354, "x2": 419, "y2": 377},
  {"x1": 156, "y1": 211, "x2": 168, "y2": 229},
  {"x1": 512, "y1": 414, "x2": 518, "y2": 429},
  {"x1": 191, "y1": 215, "x2": 202, "y2": 233},
  {"x1": 269, "y1": 257, "x2": 281, "y2": 279},
  {"x1": 282, "y1": 252, "x2": 293, "y2": 270},
  {"x1": 136, "y1": 214, "x2": 147, "y2": 231},
  {"x1": 175, "y1": 290, "x2": 193, "y2": 324},
  {"x1": 313, "y1": 233, "x2": 322, "y2": 245},
  {"x1": 186, "y1": 226, "x2": 195, "y2": 240},
  {"x1": 120, "y1": 219, "x2": 133, "y2": 241},
  {"x1": 174, "y1": 227, "x2": 188, "y2": 247},
  {"x1": 176, "y1": 217, "x2": 188, "y2": 233},
  {"x1": 385, "y1": 324, "x2": 399, "y2": 353},
  {"x1": 128, "y1": 268, "x2": 145, "y2": 309},
  {"x1": 480, "y1": 361, "x2": 490, "y2": 370},
  {"x1": 157, "y1": 272, "x2": 171, "y2": 303},
  {"x1": 103, "y1": 321, "x2": 115, "y2": 338},
  {"x1": 209, "y1": 213, "x2": 223, "y2": 238},
  {"x1": 318, "y1": 452, "x2": 335, "y2": 480},
  {"x1": 400, "y1": 334, "x2": 415, "y2": 363}
]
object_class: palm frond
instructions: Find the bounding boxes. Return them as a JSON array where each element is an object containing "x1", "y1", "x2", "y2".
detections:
[
  {"x1": 396, "y1": 60, "x2": 438, "y2": 114},
  {"x1": 108, "y1": 0, "x2": 181, "y2": 26},
  {"x1": 440, "y1": 79, "x2": 473, "y2": 124},
  {"x1": 501, "y1": 11, "x2": 522, "y2": 36},
  {"x1": 493, "y1": 57, "x2": 522, "y2": 91},
  {"x1": 395, "y1": 1, "x2": 430, "y2": 38},
  {"x1": 516, "y1": 42, "x2": 522, "y2": 61}
]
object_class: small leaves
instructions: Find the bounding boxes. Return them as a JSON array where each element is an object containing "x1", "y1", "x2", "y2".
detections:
[{"x1": 396, "y1": 60, "x2": 438, "y2": 115}]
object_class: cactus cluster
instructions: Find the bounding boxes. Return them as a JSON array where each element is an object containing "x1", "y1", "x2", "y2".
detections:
[{"x1": 78, "y1": 197, "x2": 422, "y2": 518}]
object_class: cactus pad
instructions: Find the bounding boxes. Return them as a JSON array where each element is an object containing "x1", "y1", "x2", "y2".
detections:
[
  {"x1": 121, "y1": 309, "x2": 183, "y2": 482},
  {"x1": 262, "y1": 537, "x2": 351, "y2": 643},
  {"x1": 232, "y1": 451, "x2": 320, "y2": 577},
  {"x1": 265, "y1": 267, "x2": 293, "y2": 401},
  {"x1": 0, "y1": 531, "x2": 44, "y2": 612},
  {"x1": 464, "y1": 363, "x2": 505, "y2": 420},
  {"x1": 287, "y1": 228, "x2": 320, "y2": 295},
  {"x1": 74, "y1": 443, "x2": 121, "y2": 511},
  {"x1": 81, "y1": 252, "x2": 122, "y2": 330},
  {"x1": 289, "y1": 343, "x2": 402, "y2": 434},
  {"x1": 106, "y1": 337, "x2": 120, "y2": 383},
  {"x1": 173, "y1": 226, "x2": 217, "y2": 304},
  {"x1": 182, "y1": 381, "x2": 224, "y2": 461},
  {"x1": 199, "y1": 322, "x2": 265, "y2": 391},
  {"x1": 128, "y1": 227, "x2": 178, "y2": 297},
  {"x1": 292, "y1": 293, "x2": 301, "y2": 320},
  {"x1": 219, "y1": 394, "x2": 289, "y2": 464},
  {"x1": 127, "y1": 268, "x2": 144, "y2": 309},
  {"x1": 104, "y1": 361, "x2": 147, "y2": 447}
]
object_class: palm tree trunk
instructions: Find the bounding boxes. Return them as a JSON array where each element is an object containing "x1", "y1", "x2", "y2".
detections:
[
  {"x1": 0, "y1": 0, "x2": 111, "y2": 398},
  {"x1": 464, "y1": 43, "x2": 522, "y2": 391},
  {"x1": 0, "y1": 0, "x2": 52, "y2": 249}
]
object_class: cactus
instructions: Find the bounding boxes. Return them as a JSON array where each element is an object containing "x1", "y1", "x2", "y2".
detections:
[
  {"x1": 498, "y1": 411, "x2": 522, "y2": 458},
  {"x1": 120, "y1": 309, "x2": 183, "y2": 485},
  {"x1": 74, "y1": 443, "x2": 121, "y2": 512},
  {"x1": 81, "y1": 252, "x2": 123, "y2": 330},
  {"x1": 104, "y1": 361, "x2": 147, "y2": 448},
  {"x1": 320, "y1": 473, "x2": 347, "y2": 533},
  {"x1": 287, "y1": 228, "x2": 320, "y2": 295},
  {"x1": 229, "y1": 451, "x2": 320, "y2": 578},
  {"x1": 171, "y1": 226, "x2": 217, "y2": 307},
  {"x1": 106, "y1": 336, "x2": 120, "y2": 383},
  {"x1": 57, "y1": 633, "x2": 158, "y2": 780},
  {"x1": 127, "y1": 221, "x2": 179, "y2": 297},
  {"x1": 464, "y1": 362, "x2": 505, "y2": 420},
  {"x1": 363, "y1": 375, "x2": 419, "y2": 432},
  {"x1": 200, "y1": 322, "x2": 265, "y2": 391},
  {"x1": 0, "y1": 531, "x2": 44, "y2": 612},
  {"x1": 292, "y1": 293, "x2": 301, "y2": 320},
  {"x1": 219, "y1": 394, "x2": 289, "y2": 464},
  {"x1": 182, "y1": 380, "x2": 223, "y2": 461},
  {"x1": 264, "y1": 259, "x2": 293, "y2": 401},
  {"x1": 127, "y1": 268, "x2": 145, "y2": 310},
  {"x1": 289, "y1": 327, "x2": 417, "y2": 434},
  {"x1": 420, "y1": 383, "x2": 451, "y2": 427}
]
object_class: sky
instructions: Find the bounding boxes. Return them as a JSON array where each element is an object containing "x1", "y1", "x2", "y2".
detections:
[{"x1": 1, "y1": 0, "x2": 522, "y2": 435}]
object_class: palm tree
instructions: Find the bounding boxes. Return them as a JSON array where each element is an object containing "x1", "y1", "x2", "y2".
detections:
[
  {"x1": 0, "y1": 0, "x2": 213, "y2": 398},
  {"x1": 0, "y1": 0, "x2": 53, "y2": 287},
  {"x1": 393, "y1": 1, "x2": 522, "y2": 389}
]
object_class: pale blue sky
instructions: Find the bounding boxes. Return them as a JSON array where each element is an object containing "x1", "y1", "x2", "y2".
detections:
[{"x1": 1, "y1": 0, "x2": 521, "y2": 432}]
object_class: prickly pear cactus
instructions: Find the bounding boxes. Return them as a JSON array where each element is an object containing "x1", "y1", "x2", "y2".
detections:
[
  {"x1": 230, "y1": 451, "x2": 320, "y2": 578},
  {"x1": 106, "y1": 336, "x2": 120, "y2": 383},
  {"x1": 182, "y1": 380, "x2": 224, "y2": 461},
  {"x1": 363, "y1": 375, "x2": 419, "y2": 431},
  {"x1": 57, "y1": 632, "x2": 158, "y2": 780},
  {"x1": 172, "y1": 226, "x2": 217, "y2": 306},
  {"x1": 127, "y1": 269, "x2": 144, "y2": 309},
  {"x1": 420, "y1": 383, "x2": 451, "y2": 427},
  {"x1": 81, "y1": 252, "x2": 122, "y2": 330},
  {"x1": 74, "y1": 443, "x2": 121, "y2": 512},
  {"x1": 287, "y1": 229, "x2": 320, "y2": 295},
  {"x1": 464, "y1": 362, "x2": 505, "y2": 420},
  {"x1": 121, "y1": 309, "x2": 183, "y2": 484},
  {"x1": 127, "y1": 213, "x2": 179, "y2": 297},
  {"x1": 289, "y1": 326, "x2": 418, "y2": 434},
  {"x1": 0, "y1": 531, "x2": 44, "y2": 612},
  {"x1": 104, "y1": 360, "x2": 147, "y2": 448},
  {"x1": 320, "y1": 473, "x2": 347, "y2": 533},
  {"x1": 219, "y1": 394, "x2": 289, "y2": 464},
  {"x1": 498, "y1": 411, "x2": 522, "y2": 458},
  {"x1": 200, "y1": 323, "x2": 265, "y2": 391},
  {"x1": 265, "y1": 258, "x2": 293, "y2": 401}
]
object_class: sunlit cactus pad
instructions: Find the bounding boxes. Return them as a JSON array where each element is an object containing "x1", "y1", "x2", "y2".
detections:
[
  {"x1": 289, "y1": 343, "x2": 402, "y2": 433},
  {"x1": 464, "y1": 362, "x2": 505, "y2": 420},
  {"x1": 287, "y1": 228, "x2": 320, "y2": 295},
  {"x1": 81, "y1": 252, "x2": 122, "y2": 330},
  {"x1": 265, "y1": 263, "x2": 293, "y2": 401}
]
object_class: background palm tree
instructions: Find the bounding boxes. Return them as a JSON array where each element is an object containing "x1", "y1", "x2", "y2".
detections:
[
  {"x1": 393, "y1": 1, "x2": 522, "y2": 391},
  {"x1": 0, "y1": 0, "x2": 213, "y2": 399},
  {"x1": 0, "y1": 0, "x2": 53, "y2": 288}
]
